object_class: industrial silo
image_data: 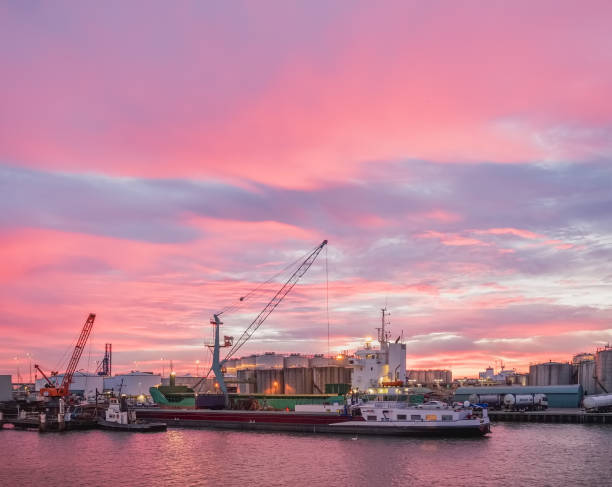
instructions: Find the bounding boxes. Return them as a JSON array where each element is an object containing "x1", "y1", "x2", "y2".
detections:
[
  {"x1": 255, "y1": 352, "x2": 284, "y2": 370},
  {"x1": 283, "y1": 367, "x2": 313, "y2": 394},
  {"x1": 284, "y1": 353, "x2": 309, "y2": 368},
  {"x1": 312, "y1": 366, "x2": 352, "y2": 394},
  {"x1": 237, "y1": 369, "x2": 256, "y2": 394},
  {"x1": 528, "y1": 365, "x2": 537, "y2": 386},
  {"x1": 531, "y1": 362, "x2": 573, "y2": 385},
  {"x1": 256, "y1": 369, "x2": 284, "y2": 394},
  {"x1": 577, "y1": 360, "x2": 597, "y2": 395},
  {"x1": 237, "y1": 355, "x2": 256, "y2": 371},
  {"x1": 595, "y1": 347, "x2": 612, "y2": 394},
  {"x1": 309, "y1": 354, "x2": 332, "y2": 367}
]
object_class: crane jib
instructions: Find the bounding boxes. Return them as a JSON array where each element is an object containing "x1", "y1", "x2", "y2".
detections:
[{"x1": 222, "y1": 240, "x2": 327, "y2": 363}]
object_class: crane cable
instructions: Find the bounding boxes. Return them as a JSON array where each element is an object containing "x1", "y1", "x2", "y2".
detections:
[
  {"x1": 217, "y1": 248, "x2": 314, "y2": 316},
  {"x1": 326, "y1": 245, "x2": 330, "y2": 356}
]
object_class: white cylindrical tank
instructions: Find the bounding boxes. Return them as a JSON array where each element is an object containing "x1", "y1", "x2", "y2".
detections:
[
  {"x1": 583, "y1": 393, "x2": 612, "y2": 411},
  {"x1": 577, "y1": 360, "x2": 596, "y2": 395},
  {"x1": 284, "y1": 354, "x2": 309, "y2": 368},
  {"x1": 595, "y1": 348, "x2": 612, "y2": 394},
  {"x1": 255, "y1": 352, "x2": 284, "y2": 370},
  {"x1": 514, "y1": 394, "x2": 535, "y2": 407},
  {"x1": 503, "y1": 393, "x2": 516, "y2": 407},
  {"x1": 479, "y1": 394, "x2": 501, "y2": 408},
  {"x1": 237, "y1": 355, "x2": 256, "y2": 370},
  {"x1": 530, "y1": 362, "x2": 573, "y2": 385},
  {"x1": 309, "y1": 355, "x2": 331, "y2": 367}
]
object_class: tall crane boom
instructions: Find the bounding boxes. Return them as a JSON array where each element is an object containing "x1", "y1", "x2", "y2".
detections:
[
  {"x1": 61, "y1": 313, "x2": 96, "y2": 393},
  {"x1": 35, "y1": 313, "x2": 96, "y2": 397},
  {"x1": 222, "y1": 240, "x2": 327, "y2": 363},
  {"x1": 206, "y1": 240, "x2": 327, "y2": 404}
]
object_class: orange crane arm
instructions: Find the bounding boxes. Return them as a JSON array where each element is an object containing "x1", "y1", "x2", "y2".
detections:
[
  {"x1": 34, "y1": 364, "x2": 54, "y2": 387},
  {"x1": 60, "y1": 313, "x2": 96, "y2": 394}
]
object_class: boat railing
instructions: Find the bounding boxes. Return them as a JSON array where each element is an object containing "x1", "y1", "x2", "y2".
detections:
[{"x1": 372, "y1": 401, "x2": 413, "y2": 409}]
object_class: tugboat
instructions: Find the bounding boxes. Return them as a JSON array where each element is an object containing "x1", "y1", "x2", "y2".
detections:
[{"x1": 98, "y1": 397, "x2": 166, "y2": 432}]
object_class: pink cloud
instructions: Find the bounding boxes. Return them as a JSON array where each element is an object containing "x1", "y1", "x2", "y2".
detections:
[
  {"x1": 417, "y1": 231, "x2": 487, "y2": 247},
  {"x1": 1, "y1": 3, "x2": 611, "y2": 188},
  {"x1": 473, "y1": 227, "x2": 575, "y2": 250},
  {"x1": 475, "y1": 228, "x2": 544, "y2": 240}
]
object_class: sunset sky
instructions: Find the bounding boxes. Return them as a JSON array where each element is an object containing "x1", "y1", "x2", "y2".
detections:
[{"x1": 2, "y1": 1, "x2": 611, "y2": 379}]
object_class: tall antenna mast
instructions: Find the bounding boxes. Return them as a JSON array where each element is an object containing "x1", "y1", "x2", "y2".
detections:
[{"x1": 377, "y1": 307, "x2": 391, "y2": 344}]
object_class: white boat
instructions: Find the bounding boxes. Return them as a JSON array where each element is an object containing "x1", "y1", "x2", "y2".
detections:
[
  {"x1": 326, "y1": 399, "x2": 491, "y2": 436},
  {"x1": 98, "y1": 397, "x2": 166, "y2": 432}
]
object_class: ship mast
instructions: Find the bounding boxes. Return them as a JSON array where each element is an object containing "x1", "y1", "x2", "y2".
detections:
[{"x1": 377, "y1": 307, "x2": 391, "y2": 345}]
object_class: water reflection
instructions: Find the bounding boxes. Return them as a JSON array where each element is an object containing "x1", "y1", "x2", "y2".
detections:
[{"x1": 0, "y1": 424, "x2": 611, "y2": 486}]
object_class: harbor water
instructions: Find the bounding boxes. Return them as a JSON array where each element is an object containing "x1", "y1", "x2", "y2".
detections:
[{"x1": 1, "y1": 423, "x2": 611, "y2": 486}]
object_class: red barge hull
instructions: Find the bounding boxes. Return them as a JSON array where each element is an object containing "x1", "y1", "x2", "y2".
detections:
[
  {"x1": 135, "y1": 408, "x2": 488, "y2": 436},
  {"x1": 136, "y1": 408, "x2": 360, "y2": 434}
]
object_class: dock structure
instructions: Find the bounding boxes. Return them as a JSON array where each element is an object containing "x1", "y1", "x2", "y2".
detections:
[{"x1": 489, "y1": 408, "x2": 612, "y2": 424}]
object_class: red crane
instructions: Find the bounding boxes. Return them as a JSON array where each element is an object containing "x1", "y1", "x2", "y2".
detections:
[{"x1": 35, "y1": 313, "x2": 96, "y2": 397}]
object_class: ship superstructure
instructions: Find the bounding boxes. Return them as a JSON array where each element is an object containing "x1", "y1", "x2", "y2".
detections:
[{"x1": 349, "y1": 308, "x2": 407, "y2": 391}]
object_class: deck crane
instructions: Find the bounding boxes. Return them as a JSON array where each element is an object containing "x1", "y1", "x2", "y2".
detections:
[
  {"x1": 207, "y1": 240, "x2": 327, "y2": 406},
  {"x1": 35, "y1": 313, "x2": 96, "y2": 397}
]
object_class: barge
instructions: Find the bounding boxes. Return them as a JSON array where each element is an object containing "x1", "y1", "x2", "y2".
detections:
[{"x1": 136, "y1": 401, "x2": 490, "y2": 437}]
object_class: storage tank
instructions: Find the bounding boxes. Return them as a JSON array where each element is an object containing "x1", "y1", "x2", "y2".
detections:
[
  {"x1": 595, "y1": 347, "x2": 612, "y2": 394},
  {"x1": 503, "y1": 393, "x2": 516, "y2": 408},
  {"x1": 577, "y1": 359, "x2": 597, "y2": 395},
  {"x1": 514, "y1": 374, "x2": 529, "y2": 386},
  {"x1": 514, "y1": 395, "x2": 535, "y2": 408},
  {"x1": 528, "y1": 365, "x2": 537, "y2": 386},
  {"x1": 504, "y1": 393, "x2": 534, "y2": 410},
  {"x1": 237, "y1": 355, "x2": 256, "y2": 371},
  {"x1": 283, "y1": 367, "x2": 313, "y2": 394},
  {"x1": 312, "y1": 367, "x2": 351, "y2": 394},
  {"x1": 256, "y1": 352, "x2": 284, "y2": 370},
  {"x1": 237, "y1": 369, "x2": 256, "y2": 394},
  {"x1": 478, "y1": 394, "x2": 502, "y2": 408},
  {"x1": 223, "y1": 359, "x2": 238, "y2": 376},
  {"x1": 529, "y1": 362, "x2": 573, "y2": 386},
  {"x1": 583, "y1": 393, "x2": 612, "y2": 412},
  {"x1": 256, "y1": 369, "x2": 284, "y2": 394},
  {"x1": 572, "y1": 352, "x2": 595, "y2": 364},
  {"x1": 284, "y1": 354, "x2": 309, "y2": 369},
  {"x1": 309, "y1": 355, "x2": 332, "y2": 368}
]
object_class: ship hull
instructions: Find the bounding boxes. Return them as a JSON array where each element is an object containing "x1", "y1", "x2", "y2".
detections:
[
  {"x1": 98, "y1": 419, "x2": 167, "y2": 432},
  {"x1": 136, "y1": 408, "x2": 489, "y2": 436}
]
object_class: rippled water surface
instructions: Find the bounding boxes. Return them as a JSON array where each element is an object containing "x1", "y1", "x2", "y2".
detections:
[{"x1": 1, "y1": 423, "x2": 611, "y2": 486}]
